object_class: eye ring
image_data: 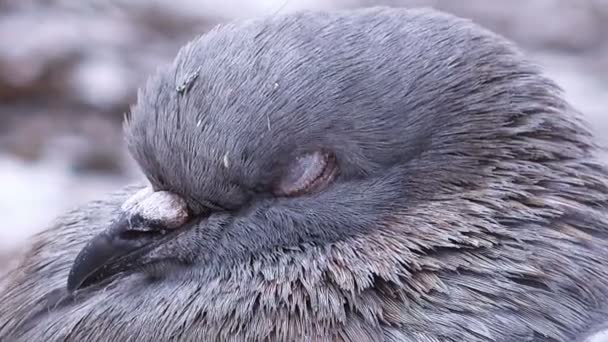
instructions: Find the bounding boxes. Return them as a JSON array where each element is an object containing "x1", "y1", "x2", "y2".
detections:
[{"x1": 274, "y1": 150, "x2": 338, "y2": 197}]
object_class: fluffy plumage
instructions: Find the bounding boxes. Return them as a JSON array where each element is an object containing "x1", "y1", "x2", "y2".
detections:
[{"x1": 1, "y1": 6, "x2": 608, "y2": 342}]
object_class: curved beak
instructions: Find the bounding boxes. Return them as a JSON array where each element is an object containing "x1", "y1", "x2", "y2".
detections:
[
  {"x1": 67, "y1": 213, "x2": 167, "y2": 292},
  {"x1": 66, "y1": 189, "x2": 190, "y2": 293}
]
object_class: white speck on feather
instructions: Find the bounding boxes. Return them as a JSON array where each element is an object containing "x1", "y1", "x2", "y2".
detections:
[
  {"x1": 223, "y1": 152, "x2": 230, "y2": 168},
  {"x1": 196, "y1": 119, "x2": 202, "y2": 127}
]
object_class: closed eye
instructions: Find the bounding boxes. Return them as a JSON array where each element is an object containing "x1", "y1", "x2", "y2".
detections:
[{"x1": 274, "y1": 151, "x2": 339, "y2": 197}]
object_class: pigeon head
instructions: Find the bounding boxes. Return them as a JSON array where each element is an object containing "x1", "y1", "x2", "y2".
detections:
[
  {"x1": 66, "y1": 7, "x2": 532, "y2": 292},
  {"x1": 4, "y1": 7, "x2": 607, "y2": 342}
]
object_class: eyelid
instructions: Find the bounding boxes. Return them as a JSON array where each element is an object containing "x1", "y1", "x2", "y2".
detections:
[{"x1": 275, "y1": 150, "x2": 338, "y2": 197}]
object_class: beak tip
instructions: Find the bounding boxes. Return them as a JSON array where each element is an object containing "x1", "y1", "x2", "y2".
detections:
[
  {"x1": 66, "y1": 268, "x2": 83, "y2": 293},
  {"x1": 66, "y1": 239, "x2": 101, "y2": 293},
  {"x1": 65, "y1": 232, "x2": 124, "y2": 293}
]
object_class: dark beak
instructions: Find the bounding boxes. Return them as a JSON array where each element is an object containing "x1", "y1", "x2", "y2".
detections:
[{"x1": 66, "y1": 213, "x2": 173, "y2": 293}]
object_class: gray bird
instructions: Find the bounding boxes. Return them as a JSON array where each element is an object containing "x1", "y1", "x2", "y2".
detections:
[{"x1": 1, "y1": 6, "x2": 608, "y2": 342}]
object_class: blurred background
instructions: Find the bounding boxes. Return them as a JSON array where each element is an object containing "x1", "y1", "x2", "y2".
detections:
[{"x1": 0, "y1": 0, "x2": 607, "y2": 273}]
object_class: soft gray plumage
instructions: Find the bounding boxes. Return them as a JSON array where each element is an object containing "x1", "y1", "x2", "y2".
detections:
[{"x1": 1, "y1": 6, "x2": 608, "y2": 342}]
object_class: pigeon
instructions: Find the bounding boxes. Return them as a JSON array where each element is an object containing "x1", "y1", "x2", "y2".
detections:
[{"x1": 1, "y1": 6, "x2": 608, "y2": 342}]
